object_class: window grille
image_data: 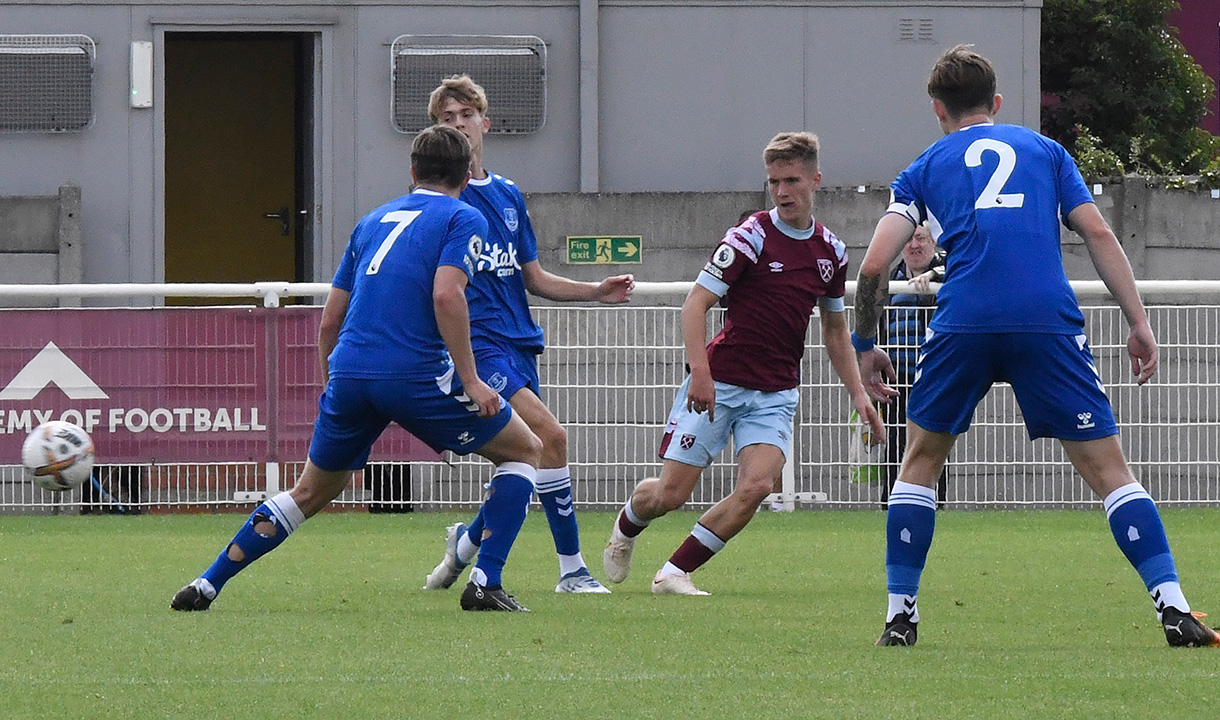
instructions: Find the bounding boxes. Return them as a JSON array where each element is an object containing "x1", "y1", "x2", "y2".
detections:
[
  {"x1": 390, "y1": 35, "x2": 546, "y2": 135},
  {"x1": 0, "y1": 35, "x2": 95, "y2": 133}
]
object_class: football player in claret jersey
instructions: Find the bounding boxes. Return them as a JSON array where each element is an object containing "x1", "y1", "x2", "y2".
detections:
[
  {"x1": 422, "y1": 75, "x2": 634, "y2": 595},
  {"x1": 603, "y1": 132, "x2": 883, "y2": 595},
  {"x1": 853, "y1": 45, "x2": 1219, "y2": 647},
  {"x1": 172, "y1": 125, "x2": 542, "y2": 613}
]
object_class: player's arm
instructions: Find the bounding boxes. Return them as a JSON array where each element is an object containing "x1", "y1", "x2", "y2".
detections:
[
  {"x1": 433, "y1": 265, "x2": 500, "y2": 417},
  {"x1": 822, "y1": 304, "x2": 885, "y2": 440},
  {"x1": 1067, "y1": 202, "x2": 1157, "y2": 384},
  {"x1": 681, "y1": 283, "x2": 720, "y2": 421},
  {"x1": 521, "y1": 260, "x2": 634, "y2": 304},
  {"x1": 854, "y1": 213, "x2": 914, "y2": 402},
  {"x1": 317, "y1": 287, "x2": 350, "y2": 383}
]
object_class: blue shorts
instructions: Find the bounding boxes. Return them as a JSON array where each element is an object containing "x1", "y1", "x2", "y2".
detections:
[
  {"x1": 473, "y1": 344, "x2": 541, "y2": 399},
  {"x1": 658, "y1": 376, "x2": 797, "y2": 467},
  {"x1": 907, "y1": 330, "x2": 1118, "y2": 441},
  {"x1": 308, "y1": 372, "x2": 512, "y2": 471}
]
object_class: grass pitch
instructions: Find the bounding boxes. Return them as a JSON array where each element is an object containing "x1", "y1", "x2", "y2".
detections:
[{"x1": 2, "y1": 508, "x2": 1219, "y2": 719}]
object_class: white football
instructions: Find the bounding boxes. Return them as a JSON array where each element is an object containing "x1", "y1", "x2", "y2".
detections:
[{"x1": 22, "y1": 420, "x2": 96, "y2": 492}]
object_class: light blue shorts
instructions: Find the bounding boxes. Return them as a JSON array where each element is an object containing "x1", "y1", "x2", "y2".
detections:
[{"x1": 658, "y1": 376, "x2": 797, "y2": 468}]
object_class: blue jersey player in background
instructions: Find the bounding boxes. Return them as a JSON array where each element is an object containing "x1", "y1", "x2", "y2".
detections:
[
  {"x1": 422, "y1": 76, "x2": 634, "y2": 595},
  {"x1": 172, "y1": 125, "x2": 542, "y2": 613},
  {"x1": 852, "y1": 45, "x2": 1220, "y2": 648}
]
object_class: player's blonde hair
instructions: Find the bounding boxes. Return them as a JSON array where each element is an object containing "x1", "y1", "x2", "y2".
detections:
[
  {"x1": 411, "y1": 125, "x2": 472, "y2": 189},
  {"x1": 928, "y1": 44, "x2": 996, "y2": 118},
  {"x1": 763, "y1": 132, "x2": 819, "y2": 172},
  {"x1": 428, "y1": 75, "x2": 489, "y2": 121}
]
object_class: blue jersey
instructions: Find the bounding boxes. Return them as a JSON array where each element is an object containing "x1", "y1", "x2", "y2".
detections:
[
  {"x1": 460, "y1": 173, "x2": 546, "y2": 354},
  {"x1": 328, "y1": 189, "x2": 487, "y2": 380},
  {"x1": 888, "y1": 123, "x2": 1094, "y2": 333}
]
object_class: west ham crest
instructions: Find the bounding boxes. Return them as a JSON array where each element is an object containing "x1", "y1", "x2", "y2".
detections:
[
  {"x1": 680, "y1": 433, "x2": 696, "y2": 450},
  {"x1": 503, "y1": 207, "x2": 519, "y2": 232},
  {"x1": 817, "y1": 258, "x2": 834, "y2": 282}
]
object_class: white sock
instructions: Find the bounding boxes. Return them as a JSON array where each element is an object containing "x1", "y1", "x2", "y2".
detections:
[
  {"x1": 265, "y1": 492, "x2": 306, "y2": 532},
  {"x1": 559, "y1": 553, "x2": 586, "y2": 577},
  {"x1": 887, "y1": 593, "x2": 919, "y2": 623},
  {"x1": 457, "y1": 532, "x2": 479, "y2": 564},
  {"x1": 1151, "y1": 581, "x2": 1190, "y2": 619},
  {"x1": 657, "y1": 561, "x2": 685, "y2": 579},
  {"x1": 194, "y1": 577, "x2": 217, "y2": 600}
]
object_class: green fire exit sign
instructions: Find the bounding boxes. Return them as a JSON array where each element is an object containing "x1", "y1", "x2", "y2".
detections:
[{"x1": 566, "y1": 236, "x2": 642, "y2": 264}]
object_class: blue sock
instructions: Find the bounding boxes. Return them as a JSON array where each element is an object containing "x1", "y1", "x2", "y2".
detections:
[
  {"x1": 536, "y1": 467, "x2": 580, "y2": 557},
  {"x1": 200, "y1": 492, "x2": 305, "y2": 597},
  {"x1": 471, "y1": 464, "x2": 536, "y2": 588},
  {"x1": 885, "y1": 481, "x2": 937, "y2": 600},
  {"x1": 1104, "y1": 484, "x2": 1179, "y2": 594}
]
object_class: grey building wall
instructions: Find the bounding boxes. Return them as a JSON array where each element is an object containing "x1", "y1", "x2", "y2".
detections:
[
  {"x1": 527, "y1": 179, "x2": 1220, "y2": 290},
  {"x1": 0, "y1": 0, "x2": 1040, "y2": 286}
]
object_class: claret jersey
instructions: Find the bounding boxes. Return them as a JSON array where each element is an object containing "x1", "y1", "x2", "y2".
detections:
[
  {"x1": 695, "y1": 209, "x2": 848, "y2": 392},
  {"x1": 460, "y1": 172, "x2": 546, "y2": 354},
  {"x1": 888, "y1": 122, "x2": 1094, "y2": 334},
  {"x1": 327, "y1": 188, "x2": 487, "y2": 381}
]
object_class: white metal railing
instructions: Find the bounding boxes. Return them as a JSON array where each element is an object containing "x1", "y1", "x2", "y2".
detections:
[
  {"x1": 6, "y1": 279, "x2": 1220, "y2": 305},
  {"x1": 2, "y1": 280, "x2": 1219, "y2": 512}
]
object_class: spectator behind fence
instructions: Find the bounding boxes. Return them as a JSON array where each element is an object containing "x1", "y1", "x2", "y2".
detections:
[
  {"x1": 172, "y1": 125, "x2": 543, "y2": 614},
  {"x1": 878, "y1": 222, "x2": 947, "y2": 507},
  {"x1": 852, "y1": 43, "x2": 1220, "y2": 649}
]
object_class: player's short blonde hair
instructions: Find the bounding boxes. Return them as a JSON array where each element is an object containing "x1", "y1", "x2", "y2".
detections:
[
  {"x1": 411, "y1": 124, "x2": 472, "y2": 189},
  {"x1": 428, "y1": 75, "x2": 489, "y2": 121},
  {"x1": 763, "y1": 132, "x2": 819, "y2": 172}
]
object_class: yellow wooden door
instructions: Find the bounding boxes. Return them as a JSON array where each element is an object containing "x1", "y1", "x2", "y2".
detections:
[{"x1": 164, "y1": 34, "x2": 301, "y2": 301}]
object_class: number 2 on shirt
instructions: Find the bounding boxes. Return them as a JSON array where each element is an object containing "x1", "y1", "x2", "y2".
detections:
[
  {"x1": 965, "y1": 139, "x2": 1025, "y2": 210},
  {"x1": 366, "y1": 210, "x2": 422, "y2": 275}
]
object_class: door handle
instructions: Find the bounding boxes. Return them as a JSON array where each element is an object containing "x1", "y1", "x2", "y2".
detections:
[{"x1": 263, "y1": 206, "x2": 291, "y2": 236}]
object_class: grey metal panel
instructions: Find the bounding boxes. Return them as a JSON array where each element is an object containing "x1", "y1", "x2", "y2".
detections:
[
  {"x1": 599, "y1": 4, "x2": 807, "y2": 192},
  {"x1": 0, "y1": 0, "x2": 1039, "y2": 285},
  {"x1": 0, "y1": 6, "x2": 135, "y2": 286},
  {"x1": 352, "y1": 3, "x2": 580, "y2": 214}
]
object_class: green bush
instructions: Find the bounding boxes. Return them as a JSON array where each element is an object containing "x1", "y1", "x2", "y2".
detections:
[{"x1": 1042, "y1": 0, "x2": 1219, "y2": 175}]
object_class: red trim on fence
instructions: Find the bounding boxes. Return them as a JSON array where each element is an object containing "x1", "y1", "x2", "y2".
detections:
[{"x1": 0, "y1": 307, "x2": 439, "y2": 464}]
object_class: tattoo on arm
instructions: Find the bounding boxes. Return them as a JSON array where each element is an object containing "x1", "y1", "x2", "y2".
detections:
[{"x1": 854, "y1": 273, "x2": 883, "y2": 337}]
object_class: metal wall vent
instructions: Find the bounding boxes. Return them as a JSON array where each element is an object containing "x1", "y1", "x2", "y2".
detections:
[
  {"x1": 898, "y1": 19, "x2": 935, "y2": 44},
  {"x1": 391, "y1": 35, "x2": 546, "y2": 135},
  {"x1": 0, "y1": 34, "x2": 95, "y2": 133}
]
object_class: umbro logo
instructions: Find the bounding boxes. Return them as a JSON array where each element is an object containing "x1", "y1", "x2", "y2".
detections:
[
  {"x1": 769, "y1": 261, "x2": 784, "y2": 273},
  {"x1": 0, "y1": 342, "x2": 108, "y2": 401}
]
